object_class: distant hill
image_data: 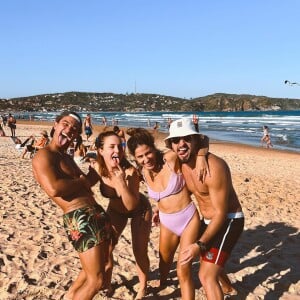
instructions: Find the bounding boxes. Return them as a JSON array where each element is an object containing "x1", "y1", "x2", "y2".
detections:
[{"x1": 1, "y1": 92, "x2": 300, "y2": 112}]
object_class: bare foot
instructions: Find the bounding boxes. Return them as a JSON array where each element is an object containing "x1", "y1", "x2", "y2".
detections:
[{"x1": 222, "y1": 286, "x2": 238, "y2": 297}]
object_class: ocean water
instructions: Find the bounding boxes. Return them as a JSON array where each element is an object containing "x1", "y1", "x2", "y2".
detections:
[{"x1": 22, "y1": 110, "x2": 300, "y2": 153}]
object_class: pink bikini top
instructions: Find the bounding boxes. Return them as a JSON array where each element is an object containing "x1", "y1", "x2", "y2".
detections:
[{"x1": 143, "y1": 162, "x2": 185, "y2": 202}]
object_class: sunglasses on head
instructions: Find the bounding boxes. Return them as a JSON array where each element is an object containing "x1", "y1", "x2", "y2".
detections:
[{"x1": 170, "y1": 135, "x2": 192, "y2": 144}]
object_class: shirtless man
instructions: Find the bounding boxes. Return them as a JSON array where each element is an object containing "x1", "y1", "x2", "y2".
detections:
[
  {"x1": 113, "y1": 125, "x2": 126, "y2": 151},
  {"x1": 32, "y1": 111, "x2": 111, "y2": 300},
  {"x1": 83, "y1": 113, "x2": 93, "y2": 141},
  {"x1": 165, "y1": 118, "x2": 244, "y2": 300}
]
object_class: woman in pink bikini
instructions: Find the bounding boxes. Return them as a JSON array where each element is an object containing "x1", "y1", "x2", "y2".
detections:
[{"x1": 127, "y1": 128, "x2": 209, "y2": 300}]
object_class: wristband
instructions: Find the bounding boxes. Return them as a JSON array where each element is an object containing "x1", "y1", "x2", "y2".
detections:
[{"x1": 196, "y1": 240, "x2": 207, "y2": 252}]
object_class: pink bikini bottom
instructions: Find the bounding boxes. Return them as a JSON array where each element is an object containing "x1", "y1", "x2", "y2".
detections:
[{"x1": 159, "y1": 201, "x2": 196, "y2": 236}]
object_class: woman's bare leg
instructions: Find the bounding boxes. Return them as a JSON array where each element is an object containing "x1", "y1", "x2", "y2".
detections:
[
  {"x1": 158, "y1": 224, "x2": 180, "y2": 287},
  {"x1": 106, "y1": 207, "x2": 128, "y2": 296},
  {"x1": 131, "y1": 208, "x2": 152, "y2": 299},
  {"x1": 177, "y1": 211, "x2": 199, "y2": 300}
]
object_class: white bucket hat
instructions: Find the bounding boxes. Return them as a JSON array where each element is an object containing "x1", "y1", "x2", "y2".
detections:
[{"x1": 165, "y1": 117, "x2": 200, "y2": 141}]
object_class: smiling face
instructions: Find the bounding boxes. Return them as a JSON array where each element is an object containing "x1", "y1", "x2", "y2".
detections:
[
  {"x1": 134, "y1": 144, "x2": 157, "y2": 171},
  {"x1": 53, "y1": 116, "x2": 81, "y2": 149},
  {"x1": 98, "y1": 135, "x2": 123, "y2": 168},
  {"x1": 171, "y1": 135, "x2": 197, "y2": 163}
]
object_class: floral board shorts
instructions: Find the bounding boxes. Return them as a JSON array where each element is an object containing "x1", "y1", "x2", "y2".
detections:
[{"x1": 63, "y1": 205, "x2": 111, "y2": 253}]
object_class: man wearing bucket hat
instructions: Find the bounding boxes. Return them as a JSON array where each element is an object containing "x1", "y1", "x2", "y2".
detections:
[{"x1": 165, "y1": 118, "x2": 244, "y2": 300}]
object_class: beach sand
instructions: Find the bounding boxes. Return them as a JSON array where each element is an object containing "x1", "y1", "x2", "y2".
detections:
[{"x1": 0, "y1": 121, "x2": 299, "y2": 300}]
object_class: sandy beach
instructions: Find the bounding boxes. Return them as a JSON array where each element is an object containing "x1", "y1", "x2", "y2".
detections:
[{"x1": 0, "y1": 121, "x2": 299, "y2": 300}]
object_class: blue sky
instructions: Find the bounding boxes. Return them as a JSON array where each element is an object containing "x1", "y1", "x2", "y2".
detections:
[{"x1": 1, "y1": 0, "x2": 299, "y2": 99}]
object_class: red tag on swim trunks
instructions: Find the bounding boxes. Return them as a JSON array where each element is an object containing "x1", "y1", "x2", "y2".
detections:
[{"x1": 202, "y1": 248, "x2": 229, "y2": 267}]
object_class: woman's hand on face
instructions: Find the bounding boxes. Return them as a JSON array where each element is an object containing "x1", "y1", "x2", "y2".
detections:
[{"x1": 111, "y1": 163, "x2": 126, "y2": 181}]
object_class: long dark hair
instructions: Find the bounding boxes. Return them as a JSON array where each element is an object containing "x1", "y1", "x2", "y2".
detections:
[
  {"x1": 127, "y1": 128, "x2": 164, "y2": 166},
  {"x1": 95, "y1": 131, "x2": 132, "y2": 177}
]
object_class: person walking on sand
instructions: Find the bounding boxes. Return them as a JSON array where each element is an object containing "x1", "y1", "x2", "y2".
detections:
[
  {"x1": 0, "y1": 123, "x2": 6, "y2": 136},
  {"x1": 7, "y1": 113, "x2": 17, "y2": 137},
  {"x1": 153, "y1": 121, "x2": 159, "y2": 137},
  {"x1": 113, "y1": 125, "x2": 126, "y2": 151},
  {"x1": 32, "y1": 111, "x2": 112, "y2": 300},
  {"x1": 127, "y1": 128, "x2": 210, "y2": 300},
  {"x1": 167, "y1": 117, "x2": 173, "y2": 130},
  {"x1": 83, "y1": 113, "x2": 93, "y2": 141},
  {"x1": 93, "y1": 131, "x2": 152, "y2": 299},
  {"x1": 261, "y1": 125, "x2": 273, "y2": 148},
  {"x1": 165, "y1": 118, "x2": 244, "y2": 300},
  {"x1": 192, "y1": 114, "x2": 199, "y2": 133}
]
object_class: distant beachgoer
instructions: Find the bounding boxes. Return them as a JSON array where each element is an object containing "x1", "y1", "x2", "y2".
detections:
[
  {"x1": 113, "y1": 126, "x2": 126, "y2": 151},
  {"x1": 0, "y1": 123, "x2": 6, "y2": 136},
  {"x1": 2, "y1": 115, "x2": 7, "y2": 126},
  {"x1": 153, "y1": 122, "x2": 159, "y2": 136},
  {"x1": 83, "y1": 114, "x2": 93, "y2": 141},
  {"x1": 102, "y1": 116, "x2": 107, "y2": 126},
  {"x1": 21, "y1": 130, "x2": 50, "y2": 159},
  {"x1": 32, "y1": 111, "x2": 112, "y2": 300},
  {"x1": 7, "y1": 113, "x2": 16, "y2": 137},
  {"x1": 192, "y1": 114, "x2": 199, "y2": 133},
  {"x1": 93, "y1": 131, "x2": 152, "y2": 299},
  {"x1": 261, "y1": 125, "x2": 273, "y2": 148},
  {"x1": 15, "y1": 135, "x2": 34, "y2": 150},
  {"x1": 167, "y1": 118, "x2": 173, "y2": 130},
  {"x1": 73, "y1": 135, "x2": 87, "y2": 164},
  {"x1": 82, "y1": 151, "x2": 97, "y2": 167},
  {"x1": 13, "y1": 136, "x2": 22, "y2": 145}
]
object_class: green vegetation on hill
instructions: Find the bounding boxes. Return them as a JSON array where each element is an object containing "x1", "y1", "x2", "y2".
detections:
[{"x1": 0, "y1": 92, "x2": 300, "y2": 112}]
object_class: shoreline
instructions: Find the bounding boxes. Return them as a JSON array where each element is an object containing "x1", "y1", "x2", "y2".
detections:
[
  {"x1": 10, "y1": 119, "x2": 300, "y2": 155},
  {"x1": 3, "y1": 109, "x2": 299, "y2": 154},
  {"x1": 0, "y1": 122, "x2": 299, "y2": 299}
]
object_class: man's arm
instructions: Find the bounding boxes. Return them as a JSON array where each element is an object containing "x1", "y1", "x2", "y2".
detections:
[
  {"x1": 32, "y1": 149, "x2": 92, "y2": 199},
  {"x1": 195, "y1": 135, "x2": 210, "y2": 181}
]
